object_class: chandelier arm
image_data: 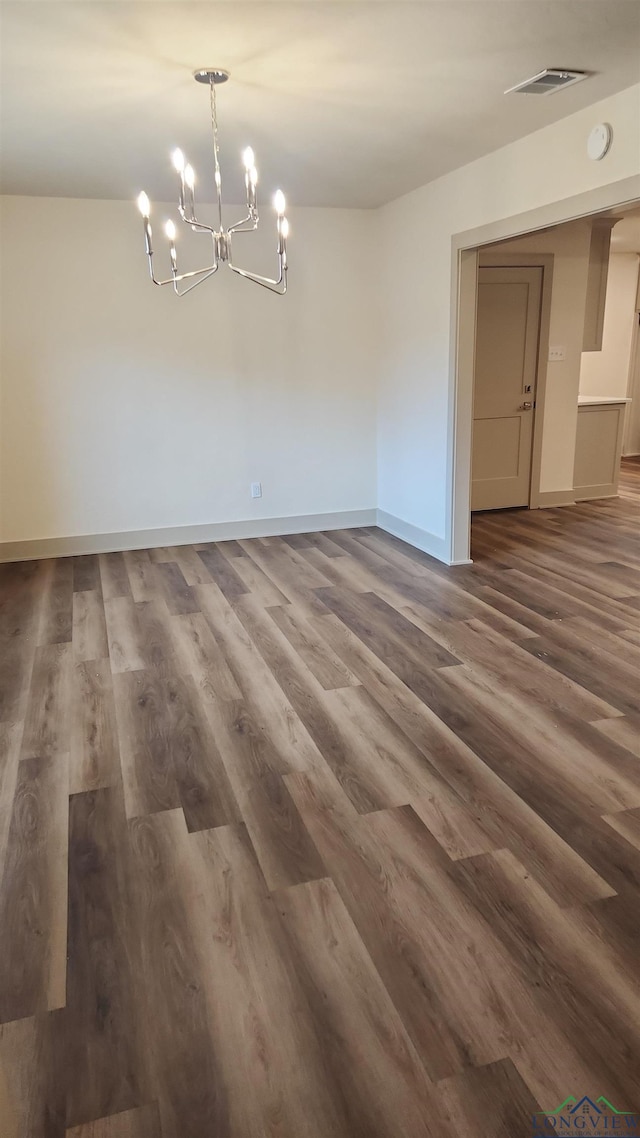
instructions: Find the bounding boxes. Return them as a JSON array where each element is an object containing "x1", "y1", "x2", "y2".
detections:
[
  {"x1": 178, "y1": 200, "x2": 218, "y2": 236},
  {"x1": 228, "y1": 260, "x2": 287, "y2": 294},
  {"x1": 173, "y1": 263, "x2": 219, "y2": 296},
  {"x1": 148, "y1": 259, "x2": 218, "y2": 287},
  {"x1": 227, "y1": 213, "x2": 259, "y2": 235}
]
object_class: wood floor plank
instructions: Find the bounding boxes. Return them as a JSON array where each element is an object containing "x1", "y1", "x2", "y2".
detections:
[
  {"x1": 490, "y1": 548, "x2": 640, "y2": 621},
  {"x1": 452, "y1": 847, "x2": 640, "y2": 1104},
  {"x1": 168, "y1": 545, "x2": 215, "y2": 587},
  {"x1": 65, "y1": 1104, "x2": 162, "y2": 1138},
  {"x1": 161, "y1": 672, "x2": 241, "y2": 832},
  {"x1": 196, "y1": 545, "x2": 250, "y2": 602},
  {"x1": 194, "y1": 538, "x2": 246, "y2": 559},
  {"x1": 195, "y1": 583, "x2": 328, "y2": 776},
  {"x1": 70, "y1": 660, "x2": 121, "y2": 794},
  {"x1": 438, "y1": 1059, "x2": 540, "y2": 1138},
  {"x1": 300, "y1": 804, "x2": 516, "y2": 1081},
  {"x1": 312, "y1": 611, "x2": 616, "y2": 906},
  {"x1": 104, "y1": 597, "x2": 147, "y2": 673},
  {"x1": 38, "y1": 558, "x2": 74, "y2": 646},
  {"x1": 99, "y1": 553, "x2": 132, "y2": 601},
  {"x1": 267, "y1": 602, "x2": 360, "y2": 690},
  {"x1": 238, "y1": 770, "x2": 327, "y2": 890},
  {"x1": 197, "y1": 691, "x2": 330, "y2": 887},
  {"x1": 307, "y1": 806, "x2": 612, "y2": 1108},
  {"x1": 591, "y1": 714, "x2": 640, "y2": 758},
  {"x1": 0, "y1": 722, "x2": 22, "y2": 876},
  {"x1": 113, "y1": 669, "x2": 181, "y2": 818},
  {"x1": 153, "y1": 561, "x2": 200, "y2": 616},
  {"x1": 113, "y1": 668, "x2": 239, "y2": 829},
  {"x1": 321, "y1": 683, "x2": 459, "y2": 812},
  {"x1": 65, "y1": 787, "x2": 150, "y2": 1129},
  {"x1": 0, "y1": 560, "x2": 45, "y2": 725},
  {"x1": 440, "y1": 662, "x2": 640, "y2": 815},
  {"x1": 231, "y1": 595, "x2": 415, "y2": 813},
  {"x1": 402, "y1": 608, "x2": 624, "y2": 724},
  {"x1": 0, "y1": 1011, "x2": 66, "y2": 1138},
  {"x1": 275, "y1": 876, "x2": 447, "y2": 1137},
  {"x1": 602, "y1": 806, "x2": 640, "y2": 851},
  {"x1": 123, "y1": 549, "x2": 158, "y2": 603},
  {"x1": 183, "y1": 822, "x2": 366, "y2": 1138},
  {"x1": 105, "y1": 598, "x2": 181, "y2": 676},
  {"x1": 126, "y1": 810, "x2": 226, "y2": 1138},
  {"x1": 21, "y1": 643, "x2": 73, "y2": 760},
  {"x1": 227, "y1": 552, "x2": 291, "y2": 606},
  {"x1": 565, "y1": 614, "x2": 640, "y2": 669},
  {"x1": 304, "y1": 531, "x2": 349, "y2": 558},
  {"x1": 72, "y1": 554, "x2": 101, "y2": 594},
  {"x1": 72, "y1": 590, "x2": 109, "y2": 662},
  {"x1": 170, "y1": 611, "x2": 242, "y2": 702},
  {"x1": 133, "y1": 599, "x2": 183, "y2": 675},
  {"x1": 316, "y1": 586, "x2": 461, "y2": 672},
  {"x1": 0, "y1": 755, "x2": 69, "y2": 1021},
  {"x1": 237, "y1": 538, "x2": 333, "y2": 616}
]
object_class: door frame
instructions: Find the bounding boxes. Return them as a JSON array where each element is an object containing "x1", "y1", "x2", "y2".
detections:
[
  {"x1": 474, "y1": 254, "x2": 554, "y2": 510},
  {"x1": 623, "y1": 257, "x2": 640, "y2": 456},
  {"x1": 447, "y1": 174, "x2": 640, "y2": 564}
]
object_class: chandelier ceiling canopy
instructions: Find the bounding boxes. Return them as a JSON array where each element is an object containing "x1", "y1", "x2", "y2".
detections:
[{"x1": 136, "y1": 69, "x2": 289, "y2": 297}]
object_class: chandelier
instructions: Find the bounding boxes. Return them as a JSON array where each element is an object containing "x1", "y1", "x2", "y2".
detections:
[{"x1": 136, "y1": 69, "x2": 288, "y2": 296}]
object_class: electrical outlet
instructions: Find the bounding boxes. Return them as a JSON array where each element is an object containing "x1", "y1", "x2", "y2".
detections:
[
  {"x1": 548, "y1": 345, "x2": 566, "y2": 362},
  {"x1": 250, "y1": 482, "x2": 262, "y2": 499}
]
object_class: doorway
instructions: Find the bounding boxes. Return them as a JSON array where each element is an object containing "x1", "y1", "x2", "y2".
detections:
[
  {"x1": 471, "y1": 266, "x2": 543, "y2": 511},
  {"x1": 448, "y1": 175, "x2": 640, "y2": 564}
]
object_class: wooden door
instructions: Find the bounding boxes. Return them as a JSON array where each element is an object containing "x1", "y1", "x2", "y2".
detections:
[{"x1": 472, "y1": 266, "x2": 543, "y2": 510}]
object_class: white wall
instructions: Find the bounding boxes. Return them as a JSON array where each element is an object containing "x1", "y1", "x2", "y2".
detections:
[
  {"x1": 579, "y1": 251, "x2": 640, "y2": 398},
  {"x1": 378, "y1": 84, "x2": 640, "y2": 551},
  {"x1": 0, "y1": 197, "x2": 378, "y2": 545},
  {"x1": 483, "y1": 222, "x2": 592, "y2": 495}
]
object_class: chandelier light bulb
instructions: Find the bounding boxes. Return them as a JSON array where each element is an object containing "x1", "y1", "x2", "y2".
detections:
[
  {"x1": 249, "y1": 165, "x2": 258, "y2": 188},
  {"x1": 171, "y1": 148, "x2": 185, "y2": 173},
  {"x1": 242, "y1": 147, "x2": 255, "y2": 171},
  {"x1": 280, "y1": 217, "x2": 289, "y2": 239},
  {"x1": 184, "y1": 164, "x2": 195, "y2": 189},
  {"x1": 274, "y1": 190, "x2": 286, "y2": 216},
  {"x1": 165, "y1": 219, "x2": 177, "y2": 241},
  {"x1": 137, "y1": 191, "x2": 151, "y2": 217}
]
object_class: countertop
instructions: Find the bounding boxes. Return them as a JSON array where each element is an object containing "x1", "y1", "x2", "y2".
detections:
[{"x1": 577, "y1": 396, "x2": 631, "y2": 406}]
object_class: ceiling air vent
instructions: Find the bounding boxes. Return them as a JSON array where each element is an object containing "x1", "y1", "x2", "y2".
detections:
[{"x1": 504, "y1": 69, "x2": 587, "y2": 96}]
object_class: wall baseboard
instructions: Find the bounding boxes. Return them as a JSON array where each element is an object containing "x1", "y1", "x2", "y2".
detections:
[
  {"x1": 376, "y1": 509, "x2": 450, "y2": 563},
  {"x1": 534, "y1": 489, "x2": 577, "y2": 508},
  {"x1": 574, "y1": 487, "x2": 618, "y2": 501},
  {"x1": 0, "y1": 509, "x2": 377, "y2": 564},
  {"x1": 1, "y1": 507, "x2": 461, "y2": 567}
]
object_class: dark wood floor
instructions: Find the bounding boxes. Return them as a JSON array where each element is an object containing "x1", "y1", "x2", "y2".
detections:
[{"x1": 1, "y1": 460, "x2": 639, "y2": 1137}]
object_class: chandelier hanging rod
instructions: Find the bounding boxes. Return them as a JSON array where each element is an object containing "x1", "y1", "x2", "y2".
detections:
[{"x1": 136, "y1": 68, "x2": 289, "y2": 297}]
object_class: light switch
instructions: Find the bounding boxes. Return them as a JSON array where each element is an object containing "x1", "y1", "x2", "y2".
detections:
[{"x1": 548, "y1": 345, "x2": 566, "y2": 362}]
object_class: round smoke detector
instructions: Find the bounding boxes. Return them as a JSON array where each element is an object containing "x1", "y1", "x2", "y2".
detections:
[{"x1": 587, "y1": 123, "x2": 613, "y2": 161}]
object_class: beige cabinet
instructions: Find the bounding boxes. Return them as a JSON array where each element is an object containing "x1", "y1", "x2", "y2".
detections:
[{"x1": 573, "y1": 398, "x2": 628, "y2": 500}]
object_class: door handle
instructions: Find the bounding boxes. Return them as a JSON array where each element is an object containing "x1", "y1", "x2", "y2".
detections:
[{"x1": 521, "y1": 401, "x2": 533, "y2": 410}]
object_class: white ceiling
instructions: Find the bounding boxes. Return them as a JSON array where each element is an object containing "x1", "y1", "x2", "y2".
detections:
[{"x1": 1, "y1": 1, "x2": 639, "y2": 209}]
